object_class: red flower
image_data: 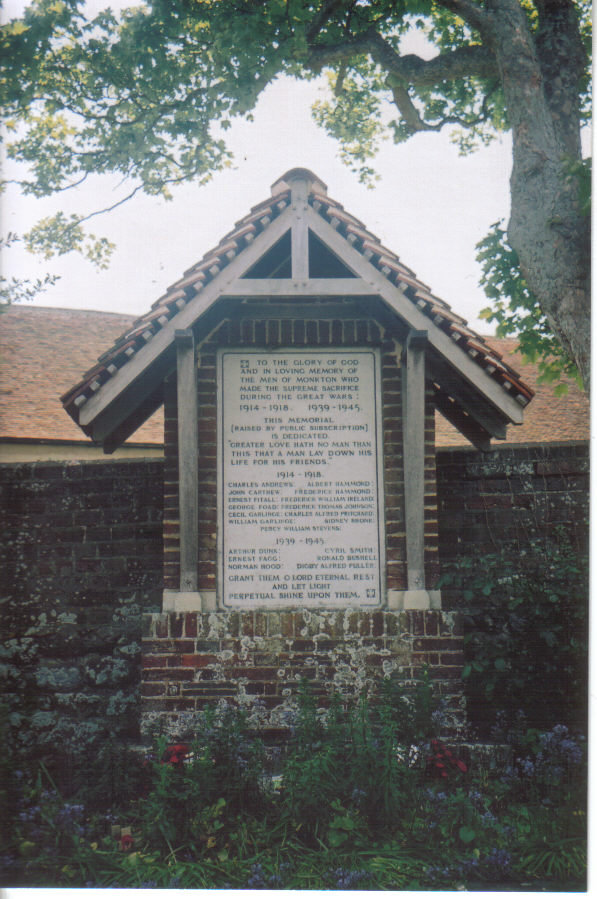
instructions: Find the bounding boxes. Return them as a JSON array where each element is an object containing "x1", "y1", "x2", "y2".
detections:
[
  {"x1": 120, "y1": 834, "x2": 134, "y2": 852},
  {"x1": 162, "y1": 743, "x2": 190, "y2": 766},
  {"x1": 427, "y1": 739, "x2": 467, "y2": 778}
]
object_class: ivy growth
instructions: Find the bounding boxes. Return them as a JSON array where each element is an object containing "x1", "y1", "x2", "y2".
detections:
[{"x1": 439, "y1": 530, "x2": 588, "y2": 736}]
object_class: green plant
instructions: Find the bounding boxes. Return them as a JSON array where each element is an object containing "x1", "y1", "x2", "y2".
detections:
[
  {"x1": 281, "y1": 673, "x2": 437, "y2": 833},
  {"x1": 516, "y1": 837, "x2": 587, "y2": 882},
  {"x1": 137, "y1": 705, "x2": 268, "y2": 853},
  {"x1": 477, "y1": 221, "x2": 583, "y2": 392},
  {"x1": 439, "y1": 532, "x2": 588, "y2": 735},
  {"x1": 1, "y1": 686, "x2": 586, "y2": 891}
]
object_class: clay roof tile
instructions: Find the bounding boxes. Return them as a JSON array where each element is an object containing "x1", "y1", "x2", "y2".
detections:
[
  {"x1": 57, "y1": 173, "x2": 535, "y2": 426},
  {"x1": 0, "y1": 308, "x2": 587, "y2": 449}
]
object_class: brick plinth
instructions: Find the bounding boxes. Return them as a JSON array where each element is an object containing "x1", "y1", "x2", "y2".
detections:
[{"x1": 141, "y1": 609, "x2": 464, "y2": 739}]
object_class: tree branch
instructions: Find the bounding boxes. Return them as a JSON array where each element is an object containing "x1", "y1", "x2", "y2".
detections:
[
  {"x1": 307, "y1": 32, "x2": 498, "y2": 85},
  {"x1": 64, "y1": 184, "x2": 145, "y2": 233},
  {"x1": 389, "y1": 79, "x2": 496, "y2": 134},
  {"x1": 388, "y1": 83, "x2": 435, "y2": 132},
  {"x1": 306, "y1": 0, "x2": 347, "y2": 42}
]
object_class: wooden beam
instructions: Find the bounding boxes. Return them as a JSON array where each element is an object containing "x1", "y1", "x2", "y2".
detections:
[
  {"x1": 226, "y1": 301, "x2": 372, "y2": 320},
  {"x1": 176, "y1": 329, "x2": 199, "y2": 593},
  {"x1": 291, "y1": 177, "x2": 309, "y2": 279},
  {"x1": 427, "y1": 351, "x2": 509, "y2": 439},
  {"x1": 79, "y1": 205, "x2": 295, "y2": 428},
  {"x1": 433, "y1": 384, "x2": 492, "y2": 451},
  {"x1": 305, "y1": 207, "x2": 524, "y2": 426},
  {"x1": 102, "y1": 386, "x2": 164, "y2": 454},
  {"x1": 224, "y1": 277, "x2": 371, "y2": 296},
  {"x1": 87, "y1": 346, "x2": 176, "y2": 444},
  {"x1": 402, "y1": 331, "x2": 427, "y2": 591}
]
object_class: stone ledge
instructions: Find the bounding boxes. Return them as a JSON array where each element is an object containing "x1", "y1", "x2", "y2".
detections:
[
  {"x1": 161, "y1": 593, "x2": 442, "y2": 612},
  {"x1": 162, "y1": 590, "x2": 217, "y2": 611},
  {"x1": 387, "y1": 589, "x2": 441, "y2": 610}
]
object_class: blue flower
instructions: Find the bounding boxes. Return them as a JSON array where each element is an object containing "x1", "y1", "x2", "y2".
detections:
[
  {"x1": 328, "y1": 867, "x2": 372, "y2": 889},
  {"x1": 467, "y1": 789, "x2": 484, "y2": 808},
  {"x1": 0, "y1": 853, "x2": 19, "y2": 870},
  {"x1": 482, "y1": 847, "x2": 512, "y2": 879},
  {"x1": 245, "y1": 863, "x2": 267, "y2": 888},
  {"x1": 518, "y1": 757, "x2": 535, "y2": 777},
  {"x1": 480, "y1": 809, "x2": 497, "y2": 823}
]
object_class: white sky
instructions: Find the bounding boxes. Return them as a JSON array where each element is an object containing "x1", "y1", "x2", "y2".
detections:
[{"x1": 1, "y1": 0, "x2": 516, "y2": 333}]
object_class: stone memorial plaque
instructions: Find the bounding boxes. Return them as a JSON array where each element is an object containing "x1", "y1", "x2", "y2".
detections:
[{"x1": 218, "y1": 348, "x2": 385, "y2": 607}]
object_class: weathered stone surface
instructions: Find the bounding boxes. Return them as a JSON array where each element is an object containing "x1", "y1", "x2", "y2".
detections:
[
  {"x1": 436, "y1": 442, "x2": 589, "y2": 560},
  {"x1": 139, "y1": 609, "x2": 465, "y2": 738},
  {"x1": 0, "y1": 459, "x2": 162, "y2": 762}
]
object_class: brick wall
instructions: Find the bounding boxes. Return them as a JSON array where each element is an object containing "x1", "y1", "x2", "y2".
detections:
[
  {"x1": 1, "y1": 458, "x2": 163, "y2": 605},
  {"x1": 0, "y1": 459, "x2": 163, "y2": 760},
  {"x1": 436, "y1": 441, "x2": 589, "y2": 561},
  {"x1": 162, "y1": 312, "x2": 440, "y2": 594},
  {"x1": 1, "y1": 440, "x2": 588, "y2": 758},
  {"x1": 141, "y1": 609, "x2": 465, "y2": 740}
]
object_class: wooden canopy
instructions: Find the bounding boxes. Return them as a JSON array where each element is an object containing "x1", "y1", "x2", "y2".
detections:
[{"x1": 62, "y1": 168, "x2": 532, "y2": 452}]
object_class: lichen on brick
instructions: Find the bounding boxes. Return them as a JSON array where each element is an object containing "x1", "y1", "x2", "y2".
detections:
[{"x1": 36, "y1": 665, "x2": 81, "y2": 691}]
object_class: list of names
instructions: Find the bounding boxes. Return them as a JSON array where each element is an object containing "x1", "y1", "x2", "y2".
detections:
[{"x1": 218, "y1": 349, "x2": 384, "y2": 607}]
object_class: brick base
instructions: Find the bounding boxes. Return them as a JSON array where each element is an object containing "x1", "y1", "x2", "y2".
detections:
[{"x1": 141, "y1": 609, "x2": 465, "y2": 739}]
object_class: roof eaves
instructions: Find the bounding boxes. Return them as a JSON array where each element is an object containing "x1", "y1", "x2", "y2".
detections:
[
  {"x1": 62, "y1": 170, "x2": 533, "y2": 441},
  {"x1": 62, "y1": 190, "x2": 292, "y2": 422},
  {"x1": 307, "y1": 190, "x2": 533, "y2": 406}
]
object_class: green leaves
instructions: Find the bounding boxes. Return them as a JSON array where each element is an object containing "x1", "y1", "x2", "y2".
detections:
[
  {"x1": 459, "y1": 825, "x2": 476, "y2": 844},
  {"x1": 283, "y1": 674, "x2": 435, "y2": 832},
  {"x1": 312, "y1": 63, "x2": 386, "y2": 186},
  {"x1": 24, "y1": 213, "x2": 115, "y2": 268},
  {"x1": 0, "y1": 232, "x2": 61, "y2": 306},
  {"x1": 327, "y1": 801, "x2": 360, "y2": 847},
  {"x1": 477, "y1": 222, "x2": 581, "y2": 392},
  {"x1": 0, "y1": 0, "x2": 591, "y2": 378},
  {"x1": 440, "y1": 533, "x2": 588, "y2": 735}
]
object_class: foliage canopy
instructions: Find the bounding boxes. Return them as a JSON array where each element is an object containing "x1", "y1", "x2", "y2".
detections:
[
  {"x1": 0, "y1": 0, "x2": 592, "y2": 384},
  {"x1": 1, "y1": 0, "x2": 590, "y2": 254}
]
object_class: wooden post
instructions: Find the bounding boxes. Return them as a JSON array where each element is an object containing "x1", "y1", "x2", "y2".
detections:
[
  {"x1": 290, "y1": 177, "x2": 309, "y2": 279},
  {"x1": 402, "y1": 330, "x2": 427, "y2": 592},
  {"x1": 175, "y1": 329, "x2": 199, "y2": 593}
]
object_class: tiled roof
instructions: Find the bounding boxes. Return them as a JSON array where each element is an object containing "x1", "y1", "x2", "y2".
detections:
[
  {"x1": 0, "y1": 306, "x2": 163, "y2": 444},
  {"x1": 60, "y1": 189, "x2": 295, "y2": 415},
  {"x1": 1, "y1": 306, "x2": 587, "y2": 448},
  {"x1": 306, "y1": 186, "x2": 533, "y2": 408},
  {"x1": 61, "y1": 170, "x2": 533, "y2": 424},
  {"x1": 435, "y1": 337, "x2": 589, "y2": 447}
]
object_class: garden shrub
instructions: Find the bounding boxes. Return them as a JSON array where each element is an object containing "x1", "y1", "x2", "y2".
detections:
[
  {"x1": 1, "y1": 681, "x2": 586, "y2": 890},
  {"x1": 138, "y1": 705, "x2": 268, "y2": 852},
  {"x1": 281, "y1": 672, "x2": 438, "y2": 833},
  {"x1": 439, "y1": 530, "x2": 588, "y2": 735}
]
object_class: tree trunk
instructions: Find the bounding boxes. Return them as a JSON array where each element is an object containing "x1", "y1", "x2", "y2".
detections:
[{"x1": 487, "y1": 0, "x2": 590, "y2": 389}]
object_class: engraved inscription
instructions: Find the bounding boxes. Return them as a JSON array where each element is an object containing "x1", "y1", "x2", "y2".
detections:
[{"x1": 218, "y1": 349, "x2": 384, "y2": 607}]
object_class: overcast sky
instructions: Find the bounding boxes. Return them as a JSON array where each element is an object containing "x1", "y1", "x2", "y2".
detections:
[{"x1": 2, "y1": 4, "x2": 515, "y2": 333}]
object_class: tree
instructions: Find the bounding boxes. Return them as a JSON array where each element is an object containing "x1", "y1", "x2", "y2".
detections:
[{"x1": 1, "y1": 0, "x2": 591, "y2": 387}]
